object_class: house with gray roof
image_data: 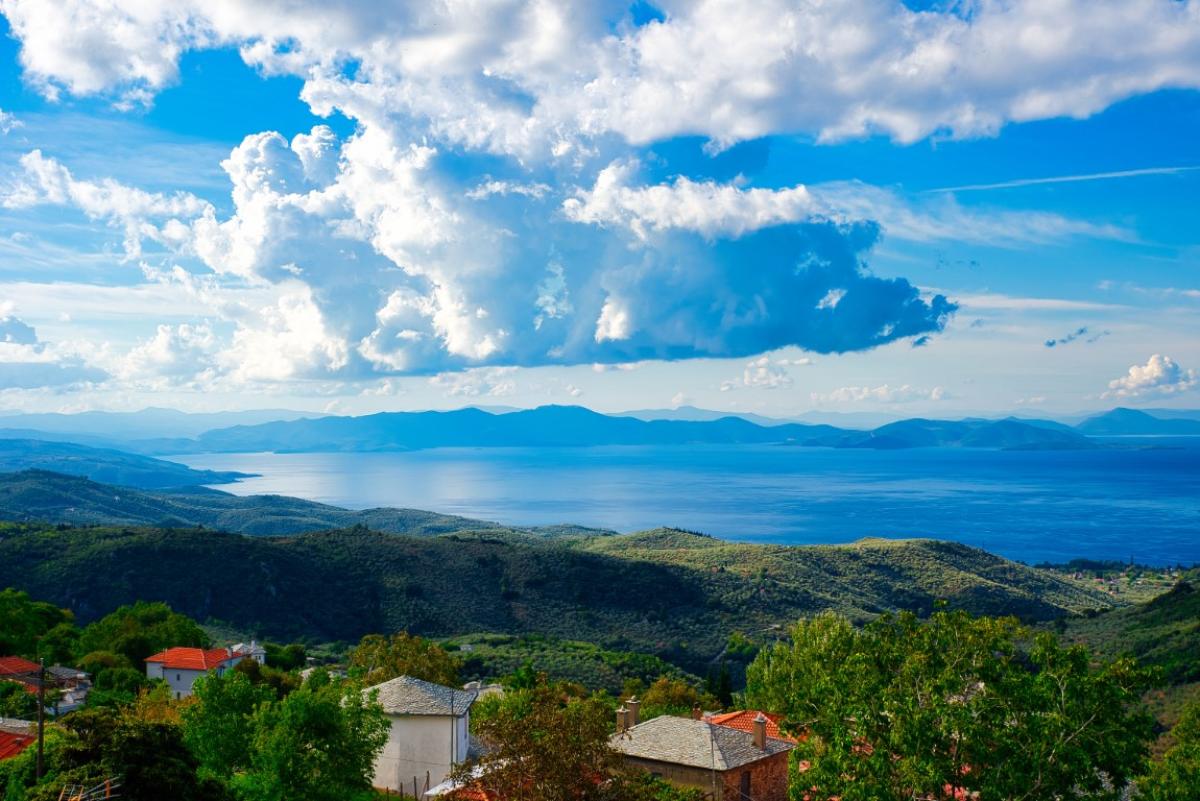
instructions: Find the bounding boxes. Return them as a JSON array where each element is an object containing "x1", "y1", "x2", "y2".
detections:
[
  {"x1": 611, "y1": 713, "x2": 794, "y2": 801},
  {"x1": 366, "y1": 675, "x2": 478, "y2": 796}
]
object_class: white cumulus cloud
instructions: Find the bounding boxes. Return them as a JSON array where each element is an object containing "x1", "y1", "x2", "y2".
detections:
[{"x1": 1103, "y1": 354, "x2": 1198, "y2": 398}]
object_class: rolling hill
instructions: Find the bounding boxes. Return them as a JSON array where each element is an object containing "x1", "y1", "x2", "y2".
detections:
[
  {"x1": 0, "y1": 521, "x2": 1116, "y2": 674},
  {"x1": 0, "y1": 439, "x2": 248, "y2": 489},
  {"x1": 0, "y1": 470, "x2": 610, "y2": 537}
]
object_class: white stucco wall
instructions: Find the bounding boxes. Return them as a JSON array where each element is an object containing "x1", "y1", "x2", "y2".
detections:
[
  {"x1": 145, "y1": 655, "x2": 244, "y2": 699},
  {"x1": 373, "y1": 712, "x2": 470, "y2": 794}
]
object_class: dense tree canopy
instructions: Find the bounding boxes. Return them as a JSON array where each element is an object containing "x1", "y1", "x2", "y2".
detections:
[
  {"x1": 0, "y1": 588, "x2": 73, "y2": 659},
  {"x1": 745, "y1": 610, "x2": 1156, "y2": 801},
  {"x1": 75, "y1": 601, "x2": 209, "y2": 666}
]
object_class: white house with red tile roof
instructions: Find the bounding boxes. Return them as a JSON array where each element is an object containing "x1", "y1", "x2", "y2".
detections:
[{"x1": 144, "y1": 642, "x2": 265, "y2": 699}]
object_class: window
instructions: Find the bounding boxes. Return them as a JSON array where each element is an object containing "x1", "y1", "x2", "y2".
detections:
[
  {"x1": 176, "y1": 673, "x2": 181, "y2": 681},
  {"x1": 739, "y1": 770, "x2": 751, "y2": 799}
]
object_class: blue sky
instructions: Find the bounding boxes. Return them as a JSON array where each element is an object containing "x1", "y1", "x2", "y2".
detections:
[{"x1": 0, "y1": 1, "x2": 1197, "y2": 417}]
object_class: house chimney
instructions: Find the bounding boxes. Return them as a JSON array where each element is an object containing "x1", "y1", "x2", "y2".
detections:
[
  {"x1": 626, "y1": 696, "x2": 640, "y2": 727},
  {"x1": 616, "y1": 706, "x2": 628, "y2": 734},
  {"x1": 752, "y1": 713, "x2": 768, "y2": 750}
]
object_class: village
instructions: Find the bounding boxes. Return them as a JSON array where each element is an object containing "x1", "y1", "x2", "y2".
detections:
[{"x1": 0, "y1": 639, "x2": 797, "y2": 801}]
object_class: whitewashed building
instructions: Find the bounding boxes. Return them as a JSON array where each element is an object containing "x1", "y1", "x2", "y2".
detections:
[
  {"x1": 366, "y1": 675, "x2": 477, "y2": 796},
  {"x1": 144, "y1": 643, "x2": 266, "y2": 699}
]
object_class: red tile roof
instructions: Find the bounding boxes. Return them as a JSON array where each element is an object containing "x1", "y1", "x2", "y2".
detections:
[
  {"x1": 707, "y1": 710, "x2": 801, "y2": 743},
  {"x1": 0, "y1": 657, "x2": 40, "y2": 677},
  {"x1": 0, "y1": 731, "x2": 34, "y2": 761},
  {"x1": 144, "y1": 647, "x2": 239, "y2": 671}
]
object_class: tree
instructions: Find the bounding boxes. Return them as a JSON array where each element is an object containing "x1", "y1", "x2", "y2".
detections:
[
  {"x1": 0, "y1": 589, "x2": 74, "y2": 659},
  {"x1": 233, "y1": 672, "x2": 388, "y2": 801},
  {"x1": 263, "y1": 642, "x2": 306, "y2": 671},
  {"x1": 456, "y1": 680, "x2": 698, "y2": 801},
  {"x1": 454, "y1": 682, "x2": 623, "y2": 801},
  {"x1": 182, "y1": 671, "x2": 274, "y2": 782},
  {"x1": 0, "y1": 681, "x2": 36, "y2": 718},
  {"x1": 22, "y1": 707, "x2": 229, "y2": 801},
  {"x1": 347, "y1": 632, "x2": 460, "y2": 686},
  {"x1": 638, "y1": 676, "x2": 717, "y2": 719},
  {"x1": 1139, "y1": 699, "x2": 1200, "y2": 800},
  {"x1": 744, "y1": 610, "x2": 1156, "y2": 801},
  {"x1": 75, "y1": 601, "x2": 208, "y2": 666}
]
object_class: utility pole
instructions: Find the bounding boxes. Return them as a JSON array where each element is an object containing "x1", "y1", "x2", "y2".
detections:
[{"x1": 36, "y1": 657, "x2": 46, "y2": 780}]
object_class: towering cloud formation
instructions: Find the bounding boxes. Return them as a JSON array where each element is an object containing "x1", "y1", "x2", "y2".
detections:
[{"x1": 2, "y1": 0, "x2": 1189, "y2": 386}]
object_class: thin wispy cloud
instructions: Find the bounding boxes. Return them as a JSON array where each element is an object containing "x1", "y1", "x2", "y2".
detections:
[{"x1": 927, "y1": 166, "x2": 1200, "y2": 194}]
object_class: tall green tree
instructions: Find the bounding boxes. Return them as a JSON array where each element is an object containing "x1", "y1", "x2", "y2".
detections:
[
  {"x1": 745, "y1": 610, "x2": 1156, "y2": 801},
  {"x1": 76, "y1": 601, "x2": 208, "y2": 666},
  {"x1": 455, "y1": 680, "x2": 699, "y2": 801},
  {"x1": 0, "y1": 589, "x2": 74, "y2": 659},
  {"x1": 1139, "y1": 699, "x2": 1200, "y2": 800},
  {"x1": 182, "y1": 671, "x2": 274, "y2": 782},
  {"x1": 233, "y1": 672, "x2": 388, "y2": 801},
  {"x1": 347, "y1": 632, "x2": 460, "y2": 686}
]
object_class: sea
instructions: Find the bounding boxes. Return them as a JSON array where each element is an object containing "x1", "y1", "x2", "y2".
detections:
[{"x1": 173, "y1": 440, "x2": 1200, "y2": 567}]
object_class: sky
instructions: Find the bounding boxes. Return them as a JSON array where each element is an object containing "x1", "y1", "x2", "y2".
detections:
[{"x1": 0, "y1": 0, "x2": 1197, "y2": 419}]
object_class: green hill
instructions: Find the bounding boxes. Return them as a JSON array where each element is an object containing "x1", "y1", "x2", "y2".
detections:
[
  {"x1": 0, "y1": 439, "x2": 247, "y2": 489},
  {"x1": 0, "y1": 521, "x2": 1116, "y2": 675},
  {"x1": 1060, "y1": 581, "x2": 1200, "y2": 684},
  {"x1": 0, "y1": 470, "x2": 610, "y2": 537}
]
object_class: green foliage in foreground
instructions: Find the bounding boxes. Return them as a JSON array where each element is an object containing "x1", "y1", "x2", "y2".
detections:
[
  {"x1": 745, "y1": 609, "x2": 1157, "y2": 801},
  {"x1": 454, "y1": 681, "x2": 703, "y2": 801},
  {"x1": 0, "y1": 671, "x2": 387, "y2": 801},
  {"x1": 1140, "y1": 698, "x2": 1200, "y2": 800}
]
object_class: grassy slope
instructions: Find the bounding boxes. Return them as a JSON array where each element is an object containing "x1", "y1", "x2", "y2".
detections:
[
  {"x1": 0, "y1": 522, "x2": 1115, "y2": 675},
  {"x1": 0, "y1": 470, "x2": 609, "y2": 538},
  {"x1": 1059, "y1": 581, "x2": 1200, "y2": 684}
]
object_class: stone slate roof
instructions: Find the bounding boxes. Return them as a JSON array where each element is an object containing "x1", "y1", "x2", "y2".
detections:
[
  {"x1": 366, "y1": 675, "x2": 477, "y2": 716},
  {"x1": 610, "y1": 715, "x2": 794, "y2": 771}
]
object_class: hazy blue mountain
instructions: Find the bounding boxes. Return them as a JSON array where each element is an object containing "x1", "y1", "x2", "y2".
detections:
[
  {"x1": 0, "y1": 470, "x2": 610, "y2": 537},
  {"x1": 148, "y1": 405, "x2": 1097, "y2": 454},
  {"x1": 614, "y1": 405, "x2": 794, "y2": 426},
  {"x1": 0, "y1": 407, "x2": 320, "y2": 439},
  {"x1": 0, "y1": 439, "x2": 248, "y2": 489},
  {"x1": 1077, "y1": 408, "x2": 1200, "y2": 435},
  {"x1": 831, "y1": 418, "x2": 1095, "y2": 450},
  {"x1": 173, "y1": 405, "x2": 845, "y2": 453}
]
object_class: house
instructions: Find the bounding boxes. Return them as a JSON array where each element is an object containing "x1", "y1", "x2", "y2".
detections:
[
  {"x1": 47, "y1": 665, "x2": 92, "y2": 714},
  {"x1": 366, "y1": 675, "x2": 478, "y2": 796},
  {"x1": 144, "y1": 643, "x2": 266, "y2": 699},
  {"x1": 0, "y1": 658, "x2": 92, "y2": 715},
  {"x1": 706, "y1": 710, "x2": 800, "y2": 743},
  {"x1": 0, "y1": 718, "x2": 35, "y2": 762},
  {"x1": 611, "y1": 712, "x2": 794, "y2": 801}
]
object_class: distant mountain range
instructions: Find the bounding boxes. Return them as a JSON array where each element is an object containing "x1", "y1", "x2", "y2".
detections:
[
  {"x1": 0, "y1": 405, "x2": 1194, "y2": 465},
  {"x1": 132, "y1": 405, "x2": 1105, "y2": 454}
]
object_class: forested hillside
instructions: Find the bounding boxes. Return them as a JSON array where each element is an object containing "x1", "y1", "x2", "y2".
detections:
[{"x1": 0, "y1": 521, "x2": 1114, "y2": 674}]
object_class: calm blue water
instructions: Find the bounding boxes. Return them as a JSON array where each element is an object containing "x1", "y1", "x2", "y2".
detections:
[{"x1": 173, "y1": 443, "x2": 1200, "y2": 566}]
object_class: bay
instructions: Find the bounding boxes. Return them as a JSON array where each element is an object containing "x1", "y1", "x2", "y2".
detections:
[{"x1": 172, "y1": 443, "x2": 1200, "y2": 566}]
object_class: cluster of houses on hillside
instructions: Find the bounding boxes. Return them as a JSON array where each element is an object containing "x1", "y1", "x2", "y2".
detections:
[
  {"x1": 367, "y1": 673, "x2": 796, "y2": 801},
  {"x1": 2, "y1": 643, "x2": 795, "y2": 800}
]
